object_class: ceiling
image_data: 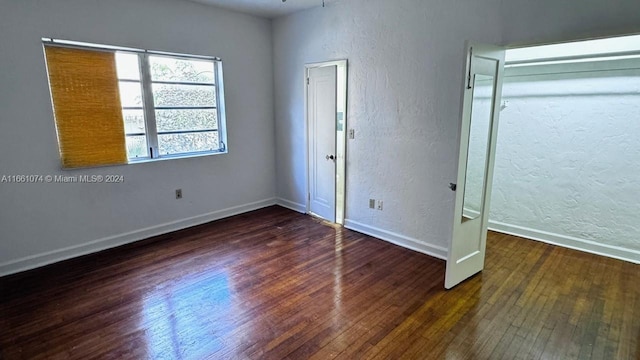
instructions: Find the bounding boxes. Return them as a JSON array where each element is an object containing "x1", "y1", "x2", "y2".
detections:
[{"x1": 187, "y1": 0, "x2": 328, "y2": 18}]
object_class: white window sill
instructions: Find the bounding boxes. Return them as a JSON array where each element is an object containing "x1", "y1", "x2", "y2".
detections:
[{"x1": 127, "y1": 150, "x2": 228, "y2": 164}]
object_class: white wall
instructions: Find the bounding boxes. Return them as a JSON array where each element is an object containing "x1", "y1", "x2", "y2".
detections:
[
  {"x1": 0, "y1": 0, "x2": 276, "y2": 275},
  {"x1": 490, "y1": 62, "x2": 640, "y2": 261},
  {"x1": 273, "y1": 0, "x2": 640, "y2": 260},
  {"x1": 273, "y1": 0, "x2": 503, "y2": 258},
  {"x1": 495, "y1": 0, "x2": 640, "y2": 263},
  {"x1": 4, "y1": 0, "x2": 640, "y2": 275}
]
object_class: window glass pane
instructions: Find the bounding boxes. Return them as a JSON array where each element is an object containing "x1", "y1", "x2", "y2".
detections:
[
  {"x1": 149, "y1": 56, "x2": 215, "y2": 84},
  {"x1": 122, "y1": 109, "x2": 146, "y2": 134},
  {"x1": 152, "y1": 84, "x2": 216, "y2": 108},
  {"x1": 158, "y1": 131, "x2": 219, "y2": 155},
  {"x1": 126, "y1": 135, "x2": 148, "y2": 158},
  {"x1": 115, "y1": 53, "x2": 140, "y2": 80},
  {"x1": 118, "y1": 82, "x2": 143, "y2": 107},
  {"x1": 156, "y1": 109, "x2": 217, "y2": 132}
]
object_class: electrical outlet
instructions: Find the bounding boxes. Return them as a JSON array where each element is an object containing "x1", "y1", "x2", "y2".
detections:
[
  {"x1": 377, "y1": 200, "x2": 383, "y2": 211},
  {"x1": 175, "y1": 189, "x2": 183, "y2": 199},
  {"x1": 349, "y1": 129, "x2": 355, "y2": 139},
  {"x1": 369, "y1": 199, "x2": 376, "y2": 209}
]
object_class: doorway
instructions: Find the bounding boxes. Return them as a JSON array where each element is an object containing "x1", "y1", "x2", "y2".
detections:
[
  {"x1": 490, "y1": 34, "x2": 640, "y2": 264},
  {"x1": 447, "y1": 34, "x2": 640, "y2": 289},
  {"x1": 305, "y1": 60, "x2": 348, "y2": 224}
]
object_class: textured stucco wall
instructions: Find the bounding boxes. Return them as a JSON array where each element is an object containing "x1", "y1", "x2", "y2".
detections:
[
  {"x1": 273, "y1": 0, "x2": 640, "y2": 257},
  {"x1": 492, "y1": 64, "x2": 640, "y2": 252},
  {"x1": 273, "y1": 0, "x2": 502, "y2": 253}
]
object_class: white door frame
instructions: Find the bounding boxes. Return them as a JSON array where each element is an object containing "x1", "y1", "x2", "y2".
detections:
[{"x1": 304, "y1": 60, "x2": 348, "y2": 225}]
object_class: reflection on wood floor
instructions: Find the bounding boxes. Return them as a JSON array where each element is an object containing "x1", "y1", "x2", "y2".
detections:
[{"x1": 1, "y1": 206, "x2": 638, "y2": 359}]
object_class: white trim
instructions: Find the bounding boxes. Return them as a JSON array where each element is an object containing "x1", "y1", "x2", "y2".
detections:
[
  {"x1": 276, "y1": 198, "x2": 306, "y2": 213},
  {"x1": 489, "y1": 220, "x2": 640, "y2": 265},
  {"x1": 344, "y1": 219, "x2": 448, "y2": 261},
  {"x1": 0, "y1": 198, "x2": 277, "y2": 277}
]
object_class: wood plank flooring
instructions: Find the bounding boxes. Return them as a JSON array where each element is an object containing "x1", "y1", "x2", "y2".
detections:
[{"x1": 0, "y1": 206, "x2": 638, "y2": 359}]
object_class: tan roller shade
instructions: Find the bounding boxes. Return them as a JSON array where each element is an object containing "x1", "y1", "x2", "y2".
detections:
[{"x1": 44, "y1": 45, "x2": 127, "y2": 168}]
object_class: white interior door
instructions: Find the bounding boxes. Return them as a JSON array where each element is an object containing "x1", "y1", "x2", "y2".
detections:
[
  {"x1": 445, "y1": 43, "x2": 505, "y2": 289},
  {"x1": 307, "y1": 65, "x2": 337, "y2": 222}
]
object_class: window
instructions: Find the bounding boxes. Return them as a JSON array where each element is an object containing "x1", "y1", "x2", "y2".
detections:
[{"x1": 43, "y1": 39, "x2": 227, "y2": 168}]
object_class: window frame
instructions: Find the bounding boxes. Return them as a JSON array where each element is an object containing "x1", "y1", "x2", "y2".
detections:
[{"x1": 43, "y1": 38, "x2": 228, "y2": 163}]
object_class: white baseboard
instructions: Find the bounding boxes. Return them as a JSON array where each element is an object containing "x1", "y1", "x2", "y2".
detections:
[
  {"x1": 489, "y1": 220, "x2": 640, "y2": 265},
  {"x1": 276, "y1": 198, "x2": 306, "y2": 213},
  {"x1": 0, "y1": 198, "x2": 278, "y2": 277},
  {"x1": 344, "y1": 219, "x2": 448, "y2": 260}
]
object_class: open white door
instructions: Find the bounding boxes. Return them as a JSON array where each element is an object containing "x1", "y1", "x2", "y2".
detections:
[
  {"x1": 307, "y1": 65, "x2": 337, "y2": 222},
  {"x1": 445, "y1": 43, "x2": 505, "y2": 289}
]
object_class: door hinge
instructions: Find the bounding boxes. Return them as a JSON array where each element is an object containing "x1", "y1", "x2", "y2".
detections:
[
  {"x1": 308, "y1": 192, "x2": 311, "y2": 201},
  {"x1": 306, "y1": 77, "x2": 310, "y2": 85},
  {"x1": 449, "y1": 183, "x2": 457, "y2": 191}
]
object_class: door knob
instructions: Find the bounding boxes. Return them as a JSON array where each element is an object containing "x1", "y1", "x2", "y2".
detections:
[{"x1": 326, "y1": 155, "x2": 335, "y2": 161}]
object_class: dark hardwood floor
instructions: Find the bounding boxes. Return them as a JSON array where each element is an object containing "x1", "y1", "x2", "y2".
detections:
[{"x1": 0, "y1": 206, "x2": 638, "y2": 359}]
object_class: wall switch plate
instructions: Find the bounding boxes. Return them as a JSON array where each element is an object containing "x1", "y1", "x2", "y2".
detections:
[
  {"x1": 377, "y1": 200, "x2": 383, "y2": 210},
  {"x1": 349, "y1": 129, "x2": 355, "y2": 139},
  {"x1": 369, "y1": 199, "x2": 376, "y2": 209},
  {"x1": 175, "y1": 189, "x2": 183, "y2": 199}
]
